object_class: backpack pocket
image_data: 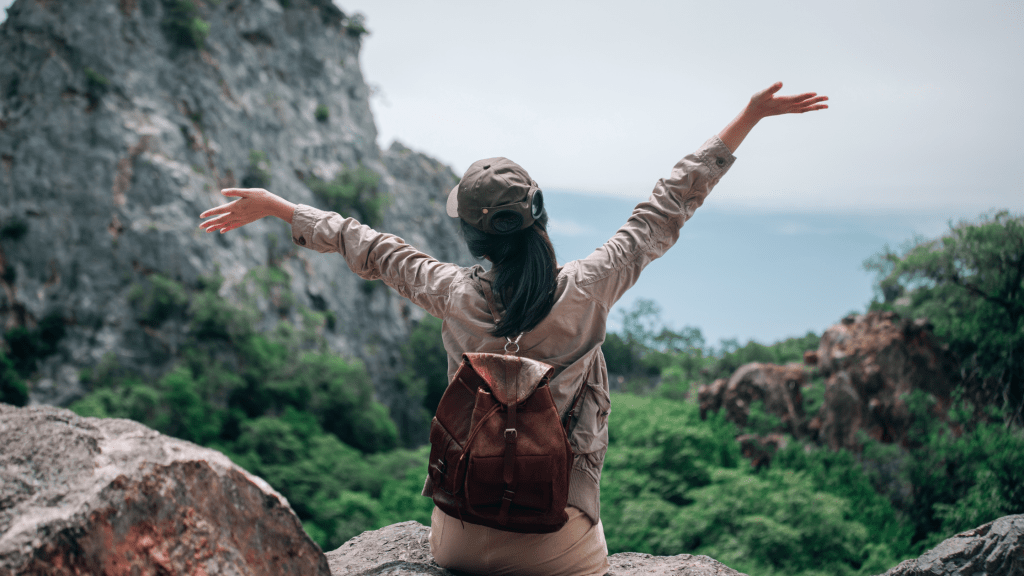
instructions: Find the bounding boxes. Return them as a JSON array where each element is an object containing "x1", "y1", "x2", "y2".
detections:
[
  {"x1": 464, "y1": 454, "x2": 554, "y2": 516},
  {"x1": 428, "y1": 417, "x2": 464, "y2": 495}
]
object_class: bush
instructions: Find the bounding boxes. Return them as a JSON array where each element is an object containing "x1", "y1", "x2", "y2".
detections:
[
  {"x1": 306, "y1": 166, "x2": 387, "y2": 226},
  {"x1": 3, "y1": 312, "x2": 66, "y2": 376},
  {"x1": 314, "y1": 104, "x2": 330, "y2": 123},
  {"x1": 83, "y1": 67, "x2": 110, "y2": 92},
  {"x1": 0, "y1": 351, "x2": 27, "y2": 406},
  {"x1": 241, "y1": 150, "x2": 272, "y2": 188},
  {"x1": 161, "y1": 0, "x2": 210, "y2": 50},
  {"x1": 0, "y1": 217, "x2": 28, "y2": 241},
  {"x1": 128, "y1": 274, "x2": 189, "y2": 326}
]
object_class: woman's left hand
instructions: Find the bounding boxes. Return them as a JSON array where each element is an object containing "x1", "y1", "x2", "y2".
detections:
[{"x1": 199, "y1": 188, "x2": 296, "y2": 234}]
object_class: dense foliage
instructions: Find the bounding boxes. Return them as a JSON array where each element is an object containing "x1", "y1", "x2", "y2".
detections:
[
  {"x1": 67, "y1": 270, "x2": 417, "y2": 549},
  {"x1": 865, "y1": 210, "x2": 1024, "y2": 425}
]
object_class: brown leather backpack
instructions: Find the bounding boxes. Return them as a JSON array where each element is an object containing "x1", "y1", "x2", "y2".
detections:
[{"x1": 427, "y1": 346, "x2": 585, "y2": 533}]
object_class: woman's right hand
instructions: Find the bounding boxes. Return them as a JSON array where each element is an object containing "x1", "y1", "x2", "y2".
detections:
[
  {"x1": 745, "y1": 81, "x2": 829, "y2": 120},
  {"x1": 199, "y1": 188, "x2": 297, "y2": 234}
]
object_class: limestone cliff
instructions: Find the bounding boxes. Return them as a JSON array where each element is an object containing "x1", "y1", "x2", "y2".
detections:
[{"x1": 0, "y1": 0, "x2": 474, "y2": 441}]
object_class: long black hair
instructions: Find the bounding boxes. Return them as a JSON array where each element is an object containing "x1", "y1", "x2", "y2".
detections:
[{"x1": 461, "y1": 210, "x2": 558, "y2": 338}]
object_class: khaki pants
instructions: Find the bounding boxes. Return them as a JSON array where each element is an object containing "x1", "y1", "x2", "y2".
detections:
[{"x1": 429, "y1": 506, "x2": 610, "y2": 576}]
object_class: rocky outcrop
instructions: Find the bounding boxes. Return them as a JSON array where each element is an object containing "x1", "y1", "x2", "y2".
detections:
[
  {"x1": 816, "y1": 312, "x2": 958, "y2": 451},
  {"x1": 698, "y1": 362, "x2": 807, "y2": 434},
  {"x1": 0, "y1": 403, "x2": 329, "y2": 575},
  {"x1": 324, "y1": 520, "x2": 748, "y2": 576},
  {"x1": 876, "y1": 515, "x2": 1024, "y2": 576},
  {"x1": 0, "y1": 0, "x2": 473, "y2": 440}
]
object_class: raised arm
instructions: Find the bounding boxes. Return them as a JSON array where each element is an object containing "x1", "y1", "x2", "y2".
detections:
[{"x1": 718, "y1": 81, "x2": 828, "y2": 153}]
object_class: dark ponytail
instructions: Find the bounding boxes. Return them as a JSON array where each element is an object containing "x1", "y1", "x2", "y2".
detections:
[{"x1": 461, "y1": 211, "x2": 558, "y2": 338}]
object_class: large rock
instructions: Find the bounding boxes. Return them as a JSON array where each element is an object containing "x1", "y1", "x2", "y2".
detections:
[
  {"x1": 0, "y1": 0, "x2": 472, "y2": 442},
  {"x1": 876, "y1": 515, "x2": 1024, "y2": 576},
  {"x1": 0, "y1": 403, "x2": 329, "y2": 575},
  {"x1": 324, "y1": 520, "x2": 748, "y2": 576},
  {"x1": 817, "y1": 312, "x2": 958, "y2": 450},
  {"x1": 698, "y1": 362, "x2": 807, "y2": 434}
]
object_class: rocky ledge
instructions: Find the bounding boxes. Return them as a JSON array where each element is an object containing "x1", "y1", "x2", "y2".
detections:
[{"x1": 2, "y1": 403, "x2": 1022, "y2": 576}]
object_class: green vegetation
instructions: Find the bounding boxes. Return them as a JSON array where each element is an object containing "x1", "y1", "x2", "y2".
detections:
[
  {"x1": 0, "y1": 350, "x2": 27, "y2": 406},
  {"x1": 242, "y1": 150, "x2": 272, "y2": 188},
  {"x1": 344, "y1": 14, "x2": 369, "y2": 38},
  {"x1": 83, "y1": 67, "x2": 110, "y2": 91},
  {"x1": 315, "y1": 104, "x2": 330, "y2": 123},
  {"x1": 60, "y1": 209, "x2": 1021, "y2": 568},
  {"x1": 866, "y1": 210, "x2": 1024, "y2": 425},
  {"x1": 70, "y1": 271, "x2": 407, "y2": 550},
  {"x1": 161, "y1": 0, "x2": 211, "y2": 50},
  {"x1": 0, "y1": 217, "x2": 28, "y2": 241},
  {"x1": 306, "y1": 166, "x2": 388, "y2": 227},
  {"x1": 3, "y1": 312, "x2": 66, "y2": 377}
]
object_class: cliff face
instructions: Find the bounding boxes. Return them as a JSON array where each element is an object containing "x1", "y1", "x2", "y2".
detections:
[{"x1": 0, "y1": 0, "x2": 473, "y2": 438}]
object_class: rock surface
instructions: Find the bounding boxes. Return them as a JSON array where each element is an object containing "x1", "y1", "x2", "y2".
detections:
[
  {"x1": 876, "y1": 515, "x2": 1024, "y2": 576},
  {"x1": 816, "y1": 312, "x2": 958, "y2": 451},
  {"x1": 698, "y1": 362, "x2": 807, "y2": 434},
  {"x1": 0, "y1": 0, "x2": 472, "y2": 442},
  {"x1": 0, "y1": 403, "x2": 329, "y2": 575},
  {"x1": 324, "y1": 521, "x2": 748, "y2": 576}
]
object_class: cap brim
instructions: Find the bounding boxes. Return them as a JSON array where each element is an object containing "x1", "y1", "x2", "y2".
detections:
[{"x1": 446, "y1": 184, "x2": 459, "y2": 218}]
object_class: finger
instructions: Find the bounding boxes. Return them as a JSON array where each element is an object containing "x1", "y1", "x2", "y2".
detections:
[
  {"x1": 221, "y1": 188, "x2": 249, "y2": 197},
  {"x1": 795, "y1": 104, "x2": 829, "y2": 113},
  {"x1": 199, "y1": 199, "x2": 241, "y2": 219},
  {"x1": 767, "y1": 81, "x2": 783, "y2": 94},
  {"x1": 785, "y1": 92, "x2": 819, "y2": 104}
]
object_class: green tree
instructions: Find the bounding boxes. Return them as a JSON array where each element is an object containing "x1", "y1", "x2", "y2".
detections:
[{"x1": 865, "y1": 210, "x2": 1024, "y2": 425}]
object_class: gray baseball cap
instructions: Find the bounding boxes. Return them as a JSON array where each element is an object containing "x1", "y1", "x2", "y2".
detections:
[{"x1": 447, "y1": 157, "x2": 544, "y2": 235}]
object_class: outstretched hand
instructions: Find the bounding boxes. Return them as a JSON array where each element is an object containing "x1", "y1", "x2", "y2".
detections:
[
  {"x1": 747, "y1": 81, "x2": 828, "y2": 119},
  {"x1": 198, "y1": 188, "x2": 296, "y2": 234},
  {"x1": 717, "y1": 81, "x2": 828, "y2": 153}
]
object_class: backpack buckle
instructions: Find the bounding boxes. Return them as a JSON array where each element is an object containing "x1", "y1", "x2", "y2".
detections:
[{"x1": 504, "y1": 428, "x2": 517, "y2": 442}]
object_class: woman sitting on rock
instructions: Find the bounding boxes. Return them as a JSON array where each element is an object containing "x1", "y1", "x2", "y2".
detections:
[{"x1": 199, "y1": 81, "x2": 827, "y2": 576}]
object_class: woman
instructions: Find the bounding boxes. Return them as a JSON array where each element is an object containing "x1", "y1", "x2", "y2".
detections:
[{"x1": 199, "y1": 81, "x2": 827, "y2": 576}]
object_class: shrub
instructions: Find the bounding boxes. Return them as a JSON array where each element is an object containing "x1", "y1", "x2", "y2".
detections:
[
  {"x1": 0, "y1": 351, "x2": 27, "y2": 406},
  {"x1": 83, "y1": 67, "x2": 110, "y2": 92},
  {"x1": 0, "y1": 217, "x2": 28, "y2": 240},
  {"x1": 161, "y1": 0, "x2": 210, "y2": 50},
  {"x1": 314, "y1": 104, "x2": 329, "y2": 123},
  {"x1": 128, "y1": 274, "x2": 189, "y2": 326},
  {"x1": 3, "y1": 312, "x2": 66, "y2": 376},
  {"x1": 241, "y1": 150, "x2": 272, "y2": 188},
  {"x1": 306, "y1": 166, "x2": 387, "y2": 226}
]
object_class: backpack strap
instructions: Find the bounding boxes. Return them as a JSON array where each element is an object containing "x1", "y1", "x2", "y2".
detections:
[{"x1": 480, "y1": 277, "x2": 503, "y2": 324}]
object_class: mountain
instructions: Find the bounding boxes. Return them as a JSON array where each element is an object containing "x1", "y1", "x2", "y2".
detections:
[{"x1": 0, "y1": 0, "x2": 474, "y2": 442}]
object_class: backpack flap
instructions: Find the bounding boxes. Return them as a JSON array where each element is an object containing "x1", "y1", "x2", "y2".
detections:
[{"x1": 463, "y1": 353, "x2": 554, "y2": 406}]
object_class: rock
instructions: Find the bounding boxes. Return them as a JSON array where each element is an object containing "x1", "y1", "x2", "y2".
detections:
[
  {"x1": 324, "y1": 521, "x2": 748, "y2": 576},
  {"x1": 817, "y1": 311, "x2": 958, "y2": 450},
  {"x1": 0, "y1": 403, "x2": 329, "y2": 575},
  {"x1": 698, "y1": 363, "x2": 807, "y2": 435},
  {"x1": 876, "y1": 515, "x2": 1024, "y2": 576},
  {"x1": 0, "y1": 0, "x2": 473, "y2": 443}
]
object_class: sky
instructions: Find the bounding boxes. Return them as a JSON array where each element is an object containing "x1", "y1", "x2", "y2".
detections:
[{"x1": 2, "y1": 0, "x2": 1020, "y2": 345}]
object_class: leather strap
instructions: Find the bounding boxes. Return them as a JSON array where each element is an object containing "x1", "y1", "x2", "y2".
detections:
[
  {"x1": 498, "y1": 356, "x2": 520, "y2": 525},
  {"x1": 480, "y1": 277, "x2": 503, "y2": 324}
]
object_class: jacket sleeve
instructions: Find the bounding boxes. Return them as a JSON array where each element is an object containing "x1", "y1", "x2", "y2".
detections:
[
  {"x1": 574, "y1": 135, "x2": 736, "y2": 307},
  {"x1": 290, "y1": 205, "x2": 461, "y2": 319}
]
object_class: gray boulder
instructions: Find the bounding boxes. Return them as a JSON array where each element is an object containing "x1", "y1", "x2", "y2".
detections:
[
  {"x1": 877, "y1": 515, "x2": 1024, "y2": 576},
  {"x1": 0, "y1": 403, "x2": 329, "y2": 575},
  {"x1": 325, "y1": 521, "x2": 747, "y2": 576}
]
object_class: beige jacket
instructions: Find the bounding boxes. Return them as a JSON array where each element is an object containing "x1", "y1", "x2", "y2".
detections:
[{"x1": 290, "y1": 135, "x2": 736, "y2": 525}]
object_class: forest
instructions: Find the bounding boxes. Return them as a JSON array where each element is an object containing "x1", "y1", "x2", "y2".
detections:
[{"x1": 1, "y1": 210, "x2": 1021, "y2": 576}]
